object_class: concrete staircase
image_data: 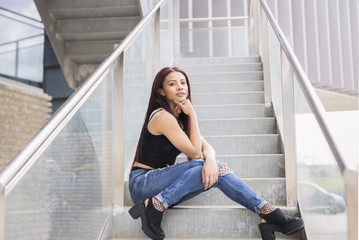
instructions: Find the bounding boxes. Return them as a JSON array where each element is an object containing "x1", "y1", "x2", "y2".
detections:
[
  {"x1": 34, "y1": 0, "x2": 142, "y2": 89},
  {"x1": 111, "y1": 56, "x2": 302, "y2": 239}
]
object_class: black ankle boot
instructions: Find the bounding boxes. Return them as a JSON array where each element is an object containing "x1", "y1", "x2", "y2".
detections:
[
  {"x1": 146, "y1": 198, "x2": 165, "y2": 238},
  {"x1": 128, "y1": 198, "x2": 165, "y2": 240},
  {"x1": 259, "y1": 208, "x2": 304, "y2": 240}
]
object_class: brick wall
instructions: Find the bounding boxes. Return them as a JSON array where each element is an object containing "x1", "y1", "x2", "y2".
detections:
[{"x1": 0, "y1": 76, "x2": 52, "y2": 172}]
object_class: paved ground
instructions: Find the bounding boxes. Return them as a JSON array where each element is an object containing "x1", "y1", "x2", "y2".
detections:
[{"x1": 302, "y1": 212, "x2": 347, "y2": 239}]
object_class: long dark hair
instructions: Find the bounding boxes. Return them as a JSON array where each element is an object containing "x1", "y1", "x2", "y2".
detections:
[{"x1": 133, "y1": 66, "x2": 192, "y2": 165}]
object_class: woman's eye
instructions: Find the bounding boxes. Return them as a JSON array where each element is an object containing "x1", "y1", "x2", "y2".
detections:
[
  {"x1": 169, "y1": 83, "x2": 175, "y2": 86},
  {"x1": 181, "y1": 81, "x2": 186, "y2": 85}
]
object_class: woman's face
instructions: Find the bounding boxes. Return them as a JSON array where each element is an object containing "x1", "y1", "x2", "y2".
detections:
[{"x1": 160, "y1": 71, "x2": 188, "y2": 103}]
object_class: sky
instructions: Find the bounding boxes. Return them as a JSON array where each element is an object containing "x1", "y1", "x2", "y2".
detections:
[{"x1": 0, "y1": 0, "x2": 42, "y2": 44}]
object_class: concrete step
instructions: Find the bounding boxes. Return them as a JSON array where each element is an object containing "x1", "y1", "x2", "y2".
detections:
[
  {"x1": 69, "y1": 54, "x2": 108, "y2": 64},
  {"x1": 49, "y1": 6, "x2": 140, "y2": 19},
  {"x1": 175, "y1": 56, "x2": 261, "y2": 65},
  {"x1": 124, "y1": 117, "x2": 276, "y2": 138},
  {"x1": 57, "y1": 16, "x2": 140, "y2": 41},
  {"x1": 176, "y1": 154, "x2": 285, "y2": 178},
  {"x1": 202, "y1": 135, "x2": 282, "y2": 155},
  {"x1": 192, "y1": 91, "x2": 264, "y2": 104},
  {"x1": 61, "y1": 31, "x2": 131, "y2": 42},
  {"x1": 190, "y1": 81, "x2": 264, "y2": 93},
  {"x1": 124, "y1": 81, "x2": 265, "y2": 96},
  {"x1": 47, "y1": 0, "x2": 139, "y2": 9},
  {"x1": 183, "y1": 63, "x2": 263, "y2": 73},
  {"x1": 124, "y1": 177, "x2": 286, "y2": 206},
  {"x1": 126, "y1": 105, "x2": 274, "y2": 122},
  {"x1": 65, "y1": 40, "x2": 121, "y2": 59},
  {"x1": 189, "y1": 71, "x2": 263, "y2": 82},
  {"x1": 126, "y1": 104, "x2": 273, "y2": 121},
  {"x1": 198, "y1": 118, "x2": 276, "y2": 135},
  {"x1": 194, "y1": 104, "x2": 273, "y2": 118},
  {"x1": 126, "y1": 91, "x2": 265, "y2": 107},
  {"x1": 112, "y1": 238, "x2": 296, "y2": 240},
  {"x1": 112, "y1": 206, "x2": 301, "y2": 238}
]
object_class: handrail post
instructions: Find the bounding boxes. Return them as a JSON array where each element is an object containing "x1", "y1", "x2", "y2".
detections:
[
  {"x1": 154, "y1": 8, "x2": 161, "y2": 72},
  {"x1": 15, "y1": 41, "x2": 19, "y2": 77},
  {"x1": 0, "y1": 191, "x2": 4, "y2": 240},
  {"x1": 173, "y1": 0, "x2": 180, "y2": 58},
  {"x1": 113, "y1": 53, "x2": 125, "y2": 207},
  {"x1": 280, "y1": 48, "x2": 298, "y2": 207},
  {"x1": 249, "y1": 0, "x2": 259, "y2": 55},
  {"x1": 259, "y1": 0, "x2": 272, "y2": 105},
  {"x1": 344, "y1": 169, "x2": 358, "y2": 240}
]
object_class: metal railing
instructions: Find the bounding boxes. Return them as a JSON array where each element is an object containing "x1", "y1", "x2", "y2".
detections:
[
  {"x1": 0, "y1": 7, "x2": 44, "y2": 82},
  {"x1": 0, "y1": 0, "x2": 169, "y2": 239},
  {"x1": 250, "y1": 0, "x2": 358, "y2": 239},
  {"x1": 0, "y1": 34, "x2": 44, "y2": 81}
]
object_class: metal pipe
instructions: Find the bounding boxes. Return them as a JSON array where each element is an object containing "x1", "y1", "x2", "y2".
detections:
[
  {"x1": 0, "y1": 13, "x2": 44, "y2": 30},
  {"x1": 0, "y1": 0, "x2": 167, "y2": 191},
  {"x1": 248, "y1": 0, "x2": 253, "y2": 20},
  {"x1": 154, "y1": 8, "x2": 161, "y2": 72},
  {"x1": 258, "y1": 0, "x2": 348, "y2": 172},
  {"x1": 0, "y1": 7, "x2": 43, "y2": 23},
  {"x1": 15, "y1": 41, "x2": 19, "y2": 77},
  {"x1": 0, "y1": 191, "x2": 4, "y2": 240},
  {"x1": 0, "y1": 34, "x2": 44, "y2": 47},
  {"x1": 180, "y1": 16, "x2": 249, "y2": 22},
  {"x1": 113, "y1": 54, "x2": 125, "y2": 207}
]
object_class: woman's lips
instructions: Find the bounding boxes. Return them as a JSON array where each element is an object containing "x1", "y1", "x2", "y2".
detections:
[{"x1": 176, "y1": 93, "x2": 185, "y2": 97}]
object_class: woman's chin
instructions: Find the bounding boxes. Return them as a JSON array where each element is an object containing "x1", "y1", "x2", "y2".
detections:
[{"x1": 176, "y1": 96, "x2": 187, "y2": 101}]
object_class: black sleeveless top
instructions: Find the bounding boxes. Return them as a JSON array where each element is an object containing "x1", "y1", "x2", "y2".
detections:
[{"x1": 138, "y1": 110, "x2": 181, "y2": 169}]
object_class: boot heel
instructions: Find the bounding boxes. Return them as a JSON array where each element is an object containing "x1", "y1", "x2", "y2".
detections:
[
  {"x1": 128, "y1": 202, "x2": 144, "y2": 219},
  {"x1": 259, "y1": 223, "x2": 278, "y2": 240}
]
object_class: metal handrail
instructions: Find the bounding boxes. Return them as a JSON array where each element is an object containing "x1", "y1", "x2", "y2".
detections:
[
  {"x1": 258, "y1": 0, "x2": 348, "y2": 172},
  {"x1": 180, "y1": 16, "x2": 248, "y2": 22},
  {"x1": 0, "y1": 13, "x2": 44, "y2": 30},
  {"x1": 0, "y1": 0, "x2": 167, "y2": 192},
  {"x1": 0, "y1": 34, "x2": 43, "y2": 47},
  {"x1": 0, "y1": 7, "x2": 43, "y2": 23}
]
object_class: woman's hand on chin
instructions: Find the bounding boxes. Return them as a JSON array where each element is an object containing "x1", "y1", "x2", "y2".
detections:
[{"x1": 174, "y1": 99, "x2": 195, "y2": 116}]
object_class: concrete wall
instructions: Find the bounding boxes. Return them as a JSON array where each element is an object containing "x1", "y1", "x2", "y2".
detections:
[
  {"x1": 267, "y1": 0, "x2": 358, "y2": 96},
  {"x1": 0, "y1": 76, "x2": 52, "y2": 171}
]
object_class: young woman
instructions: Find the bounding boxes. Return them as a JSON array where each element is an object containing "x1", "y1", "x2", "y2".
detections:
[{"x1": 128, "y1": 67, "x2": 304, "y2": 240}]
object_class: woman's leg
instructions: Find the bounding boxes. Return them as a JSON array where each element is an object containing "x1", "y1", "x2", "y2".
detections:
[
  {"x1": 216, "y1": 172, "x2": 267, "y2": 214},
  {"x1": 154, "y1": 164, "x2": 205, "y2": 209},
  {"x1": 170, "y1": 162, "x2": 267, "y2": 214},
  {"x1": 129, "y1": 159, "x2": 205, "y2": 204}
]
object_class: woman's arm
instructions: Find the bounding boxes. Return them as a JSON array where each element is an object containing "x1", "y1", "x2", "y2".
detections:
[
  {"x1": 201, "y1": 137, "x2": 218, "y2": 190},
  {"x1": 149, "y1": 100, "x2": 201, "y2": 159}
]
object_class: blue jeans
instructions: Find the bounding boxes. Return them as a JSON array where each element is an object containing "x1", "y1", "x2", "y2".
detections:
[{"x1": 129, "y1": 160, "x2": 267, "y2": 215}]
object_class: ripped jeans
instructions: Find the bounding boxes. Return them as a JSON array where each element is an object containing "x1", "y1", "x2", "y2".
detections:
[{"x1": 128, "y1": 159, "x2": 267, "y2": 215}]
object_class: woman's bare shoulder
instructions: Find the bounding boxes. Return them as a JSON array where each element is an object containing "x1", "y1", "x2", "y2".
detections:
[
  {"x1": 148, "y1": 108, "x2": 177, "y2": 135},
  {"x1": 150, "y1": 108, "x2": 176, "y2": 122}
]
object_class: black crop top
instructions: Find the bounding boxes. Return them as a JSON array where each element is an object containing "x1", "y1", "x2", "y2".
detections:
[{"x1": 138, "y1": 110, "x2": 181, "y2": 169}]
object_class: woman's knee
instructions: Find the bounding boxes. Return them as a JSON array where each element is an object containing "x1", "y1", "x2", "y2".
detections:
[{"x1": 218, "y1": 164, "x2": 232, "y2": 176}]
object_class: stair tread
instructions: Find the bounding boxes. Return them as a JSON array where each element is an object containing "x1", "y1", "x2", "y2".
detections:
[
  {"x1": 113, "y1": 207, "x2": 301, "y2": 238},
  {"x1": 112, "y1": 238, "x2": 295, "y2": 240}
]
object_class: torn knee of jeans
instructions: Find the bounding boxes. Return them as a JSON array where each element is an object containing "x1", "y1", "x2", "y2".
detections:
[{"x1": 218, "y1": 165, "x2": 232, "y2": 176}]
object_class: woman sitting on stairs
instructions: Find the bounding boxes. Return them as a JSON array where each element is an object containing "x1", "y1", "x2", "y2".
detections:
[{"x1": 128, "y1": 66, "x2": 304, "y2": 240}]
